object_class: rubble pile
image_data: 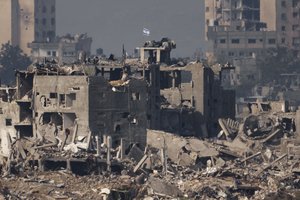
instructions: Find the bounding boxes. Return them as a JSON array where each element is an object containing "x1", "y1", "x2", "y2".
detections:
[{"x1": 1, "y1": 112, "x2": 300, "y2": 199}]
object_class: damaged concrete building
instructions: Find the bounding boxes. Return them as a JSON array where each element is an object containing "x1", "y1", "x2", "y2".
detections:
[
  {"x1": 7, "y1": 64, "x2": 156, "y2": 152},
  {"x1": 28, "y1": 33, "x2": 93, "y2": 64},
  {"x1": 136, "y1": 37, "x2": 236, "y2": 137},
  {"x1": 160, "y1": 63, "x2": 235, "y2": 137},
  {"x1": 0, "y1": 38, "x2": 236, "y2": 179}
]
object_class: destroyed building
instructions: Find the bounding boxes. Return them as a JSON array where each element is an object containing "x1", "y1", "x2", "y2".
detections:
[
  {"x1": 135, "y1": 38, "x2": 236, "y2": 137},
  {"x1": 137, "y1": 37, "x2": 176, "y2": 65},
  {"x1": 160, "y1": 63, "x2": 235, "y2": 137},
  {"x1": 0, "y1": 66, "x2": 157, "y2": 163},
  {"x1": 29, "y1": 33, "x2": 93, "y2": 64},
  {"x1": 0, "y1": 38, "x2": 236, "y2": 153}
]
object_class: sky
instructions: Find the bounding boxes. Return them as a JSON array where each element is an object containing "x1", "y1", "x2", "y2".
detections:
[{"x1": 56, "y1": 0, "x2": 205, "y2": 57}]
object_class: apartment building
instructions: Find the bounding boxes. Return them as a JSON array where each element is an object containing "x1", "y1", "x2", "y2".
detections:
[
  {"x1": 29, "y1": 34, "x2": 92, "y2": 64},
  {"x1": 0, "y1": 0, "x2": 56, "y2": 55},
  {"x1": 205, "y1": 0, "x2": 300, "y2": 61},
  {"x1": 274, "y1": 0, "x2": 300, "y2": 49}
]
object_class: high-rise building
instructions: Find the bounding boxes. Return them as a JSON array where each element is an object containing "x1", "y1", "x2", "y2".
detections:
[
  {"x1": 205, "y1": 0, "x2": 300, "y2": 61},
  {"x1": 0, "y1": 0, "x2": 56, "y2": 55},
  {"x1": 260, "y1": 0, "x2": 300, "y2": 49},
  {"x1": 270, "y1": 0, "x2": 300, "y2": 49}
]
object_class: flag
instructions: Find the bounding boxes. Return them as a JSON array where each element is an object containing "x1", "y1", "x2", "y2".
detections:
[{"x1": 143, "y1": 28, "x2": 150, "y2": 36}]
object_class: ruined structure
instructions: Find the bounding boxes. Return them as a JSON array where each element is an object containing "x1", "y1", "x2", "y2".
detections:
[
  {"x1": 0, "y1": 63, "x2": 158, "y2": 153},
  {"x1": 29, "y1": 33, "x2": 93, "y2": 64},
  {"x1": 160, "y1": 63, "x2": 235, "y2": 137},
  {"x1": 0, "y1": 39, "x2": 236, "y2": 168},
  {"x1": 138, "y1": 37, "x2": 176, "y2": 65}
]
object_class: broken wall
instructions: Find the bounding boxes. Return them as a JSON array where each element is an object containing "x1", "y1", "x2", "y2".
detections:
[
  {"x1": 0, "y1": 101, "x2": 19, "y2": 156},
  {"x1": 160, "y1": 108, "x2": 196, "y2": 137},
  {"x1": 16, "y1": 72, "x2": 34, "y2": 100},
  {"x1": 89, "y1": 77, "x2": 149, "y2": 147},
  {"x1": 146, "y1": 64, "x2": 161, "y2": 130},
  {"x1": 159, "y1": 63, "x2": 235, "y2": 137},
  {"x1": 146, "y1": 129, "x2": 218, "y2": 166},
  {"x1": 210, "y1": 84, "x2": 236, "y2": 135},
  {"x1": 33, "y1": 75, "x2": 89, "y2": 144}
]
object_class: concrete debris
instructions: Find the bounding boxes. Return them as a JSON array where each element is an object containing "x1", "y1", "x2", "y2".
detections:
[
  {"x1": 0, "y1": 111, "x2": 299, "y2": 199},
  {"x1": 218, "y1": 118, "x2": 240, "y2": 139},
  {"x1": 148, "y1": 176, "x2": 183, "y2": 198},
  {"x1": 146, "y1": 129, "x2": 219, "y2": 166}
]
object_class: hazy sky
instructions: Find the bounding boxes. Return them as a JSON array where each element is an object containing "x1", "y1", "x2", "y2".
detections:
[{"x1": 57, "y1": 0, "x2": 205, "y2": 57}]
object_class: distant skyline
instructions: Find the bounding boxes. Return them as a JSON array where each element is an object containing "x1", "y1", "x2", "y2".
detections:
[{"x1": 57, "y1": 0, "x2": 205, "y2": 57}]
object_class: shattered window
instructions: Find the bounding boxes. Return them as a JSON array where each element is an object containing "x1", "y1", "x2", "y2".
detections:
[
  {"x1": 0, "y1": 108, "x2": 3, "y2": 114},
  {"x1": 51, "y1": 18, "x2": 55, "y2": 26},
  {"x1": 293, "y1": 0, "x2": 299, "y2": 7},
  {"x1": 35, "y1": 31, "x2": 40, "y2": 38},
  {"x1": 59, "y1": 94, "x2": 65, "y2": 106},
  {"x1": 248, "y1": 39, "x2": 256, "y2": 44},
  {"x1": 131, "y1": 92, "x2": 140, "y2": 101},
  {"x1": 72, "y1": 87, "x2": 80, "y2": 91},
  {"x1": 293, "y1": 12, "x2": 299, "y2": 18},
  {"x1": 114, "y1": 124, "x2": 121, "y2": 132},
  {"x1": 293, "y1": 38, "x2": 300, "y2": 45},
  {"x1": 131, "y1": 118, "x2": 138, "y2": 124},
  {"x1": 228, "y1": 52, "x2": 234, "y2": 57},
  {"x1": 122, "y1": 112, "x2": 129, "y2": 118},
  {"x1": 268, "y1": 39, "x2": 276, "y2": 44},
  {"x1": 293, "y1": 25, "x2": 299, "y2": 31},
  {"x1": 219, "y1": 39, "x2": 226, "y2": 44},
  {"x1": 231, "y1": 39, "x2": 240, "y2": 44},
  {"x1": 181, "y1": 71, "x2": 192, "y2": 83},
  {"x1": 5, "y1": 119, "x2": 12, "y2": 126},
  {"x1": 51, "y1": 5, "x2": 55, "y2": 13},
  {"x1": 42, "y1": 113, "x2": 63, "y2": 127},
  {"x1": 281, "y1": 13, "x2": 287, "y2": 20},
  {"x1": 50, "y1": 93, "x2": 57, "y2": 98},
  {"x1": 66, "y1": 93, "x2": 76, "y2": 107}
]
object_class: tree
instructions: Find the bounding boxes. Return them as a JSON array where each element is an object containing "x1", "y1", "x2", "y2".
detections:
[
  {"x1": 256, "y1": 47, "x2": 300, "y2": 83},
  {"x1": 0, "y1": 42, "x2": 31, "y2": 85}
]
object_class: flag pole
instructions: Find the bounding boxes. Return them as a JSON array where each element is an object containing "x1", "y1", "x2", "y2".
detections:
[{"x1": 122, "y1": 44, "x2": 126, "y2": 66}]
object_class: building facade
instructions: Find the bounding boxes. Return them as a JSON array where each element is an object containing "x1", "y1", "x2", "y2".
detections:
[
  {"x1": 273, "y1": 0, "x2": 300, "y2": 50},
  {"x1": 0, "y1": 63, "x2": 154, "y2": 152},
  {"x1": 160, "y1": 63, "x2": 235, "y2": 137},
  {"x1": 205, "y1": 0, "x2": 300, "y2": 61},
  {"x1": 0, "y1": 0, "x2": 56, "y2": 55},
  {"x1": 28, "y1": 34, "x2": 92, "y2": 64}
]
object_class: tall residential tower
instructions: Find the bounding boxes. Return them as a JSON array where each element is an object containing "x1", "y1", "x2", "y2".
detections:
[
  {"x1": 205, "y1": 0, "x2": 300, "y2": 61},
  {"x1": 0, "y1": 0, "x2": 56, "y2": 55}
]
